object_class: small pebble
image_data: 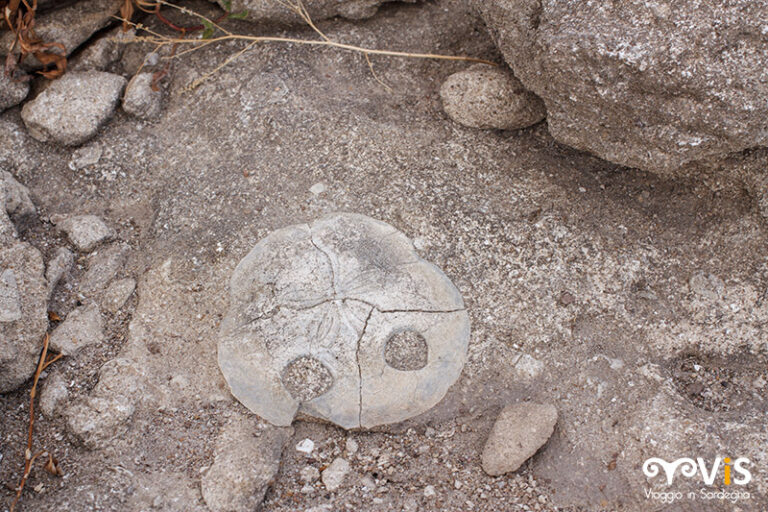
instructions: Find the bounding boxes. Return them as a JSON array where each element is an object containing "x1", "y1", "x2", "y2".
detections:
[
  {"x1": 309, "y1": 182, "x2": 327, "y2": 195},
  {"x1": 296, "y1": 438, "x2": 315, "y2": 454}
]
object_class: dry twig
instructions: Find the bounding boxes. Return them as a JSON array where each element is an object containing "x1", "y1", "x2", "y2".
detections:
[{"x1": 10, "y1": 334, "x2": 63, "y2": 512}]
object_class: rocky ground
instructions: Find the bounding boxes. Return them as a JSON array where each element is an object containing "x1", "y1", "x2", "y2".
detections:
[{"x1": 1, "y1": 1, "x2": 767, "y2": 511}]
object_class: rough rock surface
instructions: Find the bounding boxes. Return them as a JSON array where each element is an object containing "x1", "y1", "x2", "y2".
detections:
[
  {"x1": 0, "y1": 71, "x2": 29, "y2": 112},
  {"x1": 481, "y1": 402, "x2": 557, "y2": 476},
  {"x1": 0, "y1": 0, "x2": 122, "y2": 69},
  {"x1": 215, "y1": 0, "x2": 418, "y2": 24},
  {"x1": 39, "y1": 374, "x2": 70, "y2": 418},
  {"x1": 440, "y1": 64, "x2": 545, "y2": 130},
  {"x1": 79, "y1": 242, "x2": 129, "y2": 296},
  {"x1": 49, "y1": 304, "x2": 104, "y2": 356},
  {"x1": 218, "y1": 213, "x2": 470, "y2": 429},
  {"x1": 0, "y1": 170, "x2": 36, "y2": 238},
  {"x1": 201, "y1": 414, "x2": 291, "y2": 512},
  {"x1": 65, "y1": 358, "x2": 146, "y2": 449},
  {"x1": 123, "y1": 72, "x2": 164, "y2": 119},
  {"x1": 101, "y1": 277, "x2": 136, "y2": 313},
  {"x1": 54, "y1": 214, "x2": 115, "y2": 252},
  {"x1": 46, "y1": 247, "x2": 74, "y2": 295},
  {"x1": 70, "y1": 27, "x2": 135, "y2": 72},
  {"x1": 473, "y1": 0, "x2": 768, "y2": 173},
  {"x1": 0, "y1": 173, "x2": 46, "y2": 392},
  {"x1": 21, "y1": 71, "x2": 127, "y2": 146},
  {"x1": 0, "y1": 243, "x2": 48, "y2": 392}
]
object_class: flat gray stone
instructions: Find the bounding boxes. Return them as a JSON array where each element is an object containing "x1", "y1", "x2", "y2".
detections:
[
  {"x1": 218, "y1": 213, "x2": 469, "y2": 429},
  {"x1": 201, "y1": 414, "x2": 291, "y2": 512},
  {"x1": 54, "y1": 214, "x2": 115, "y2": 252},
  {"x1": 49, "y1": 304, "x2": 104, "y2": 356},
  {"x1": 440, "y1": 64, "x2": 545, "y2": 130},
  {"x1": 481, "y1": 402, "x2": 558, "y2": 476},
  {"x1": 21, "y1": 71, "x2": 126, "y2": 146}
]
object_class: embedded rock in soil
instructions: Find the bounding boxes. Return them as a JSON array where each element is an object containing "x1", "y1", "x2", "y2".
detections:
[
  {"x1": 0, "y1": 170, "x2": 36, "y2": 240},
  {"x1": 101, "y1": 277, "x2": 136, "y2": 313},
  {"x1": 0, "y1": 242, "x2": 48, "y2": 393},
  {"x1": 201, "y1": 414, "x2": 292, "y2": 512},
  {"x1": 70, "y1": 27, "x2": 135, "y2": 72},
  {"x1": 481, "y1": 402, "x2": 558, "y2": 476},
  {"x1": 54, "y1": 214, "x2": 115, "y2": 252},
  {"x1": 21, "y1": 71, "x2": 127, "y2": 146},
  {"x1": 473, "y1": 0, "x2": 768, "y2": 173},
  {"x1": 65, "y1": 358, "x2": 146, "y2": 449},
  {"x1": 321, "y1": 457, "x2": 350, "y2": 491},
  {"x1": 49, "y1": 303, "x2": 105, "y2": 356},
  {"x1": 122, "y1": 72, "x2": 164, "y2": 119},
  {"x1": 46, "y1": 247, "x2": 74, "y2": 295},
  {"x1": 440, "y1": 64, "x2": 545, "y2": 130},
  {"x1": 213, "y1": 0, "x2": 419, "y2": 24},
  {"x1": 218, "y1": 213, "x2": 470, "y2": 429}
]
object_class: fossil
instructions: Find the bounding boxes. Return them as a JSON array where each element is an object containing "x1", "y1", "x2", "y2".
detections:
[{"x1": 218, "y1": 213, "x2": 470, "y2": 429}]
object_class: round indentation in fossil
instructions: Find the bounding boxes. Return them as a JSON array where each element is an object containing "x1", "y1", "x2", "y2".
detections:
[
  {"x1": 384, "y1": 330, "x2": 428, "y2": 371},
  {"x1": 281, "y1": 356, "x2": 333, "y2": 402}
]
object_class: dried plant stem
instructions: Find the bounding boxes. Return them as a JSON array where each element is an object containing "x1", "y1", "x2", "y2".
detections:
[
  {"x1": 121, "y1": 0, "x2": 495, "y2": 90},
  {"x1": 10, "y1": 334, "x2": 63, "y2": 512},
  {"x1": 134, "y1": 32, "x2": 497, "y2": 65}
]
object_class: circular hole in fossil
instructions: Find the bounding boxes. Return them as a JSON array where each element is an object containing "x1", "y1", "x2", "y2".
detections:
[
  {"x1": 384, "y1": 330, "x2": 428, "y2": 371},
  {"x1": 281, "y1": 356, "x2": 333, "y2": 401}
]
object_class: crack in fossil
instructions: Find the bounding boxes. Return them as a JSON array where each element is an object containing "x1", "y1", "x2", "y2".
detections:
[
  {"x1": 308, "y1": 224, "x2": 339, "y2": 297},
  {"x1": 355, "y1": 306, "x2": 374, "y2": 428}
]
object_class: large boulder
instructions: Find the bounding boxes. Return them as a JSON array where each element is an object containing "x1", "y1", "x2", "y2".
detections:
[{"x1": 473, "y1": 0, "x2": 768, "y2": 174}]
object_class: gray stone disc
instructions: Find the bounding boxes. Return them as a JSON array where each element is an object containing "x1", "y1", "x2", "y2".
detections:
[{"x1": 218, "y1": 213, "x2": 470, "y2": 429}]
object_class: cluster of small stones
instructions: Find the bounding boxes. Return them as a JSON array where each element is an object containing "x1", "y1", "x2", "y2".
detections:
[
  {"x1": 218, "y1": 213, "x2": 471, "y2": 429},
  {"x1": 0, "y1": 170, "x2": 133, "y2": 394}
]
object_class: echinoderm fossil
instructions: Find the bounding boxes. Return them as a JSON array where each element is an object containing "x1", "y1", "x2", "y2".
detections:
[{"x1": 218, "y1": 213, "x2": 470, "y2": 429}]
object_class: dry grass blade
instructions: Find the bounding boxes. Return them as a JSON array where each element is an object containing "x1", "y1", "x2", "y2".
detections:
[{"x1": 10, "y1": 334, "x2": 63, "y2": 512}]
